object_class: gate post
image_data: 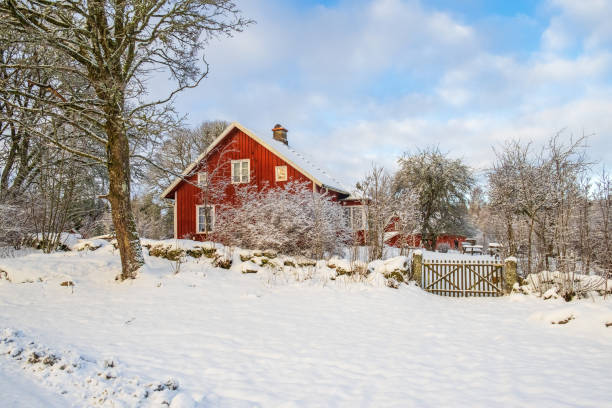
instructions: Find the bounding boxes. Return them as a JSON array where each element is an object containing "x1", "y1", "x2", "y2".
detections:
[
  {"x1": 504, "y1": 257, "x2": 518, "y2": 294},
  {"x1": 412, "y1": 250, "x2": 423, "y2": 287}
]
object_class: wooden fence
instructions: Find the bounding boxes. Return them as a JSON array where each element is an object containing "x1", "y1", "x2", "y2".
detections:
[{"x1": 421, "y1": 259, "x2": 504, "y2": 297}]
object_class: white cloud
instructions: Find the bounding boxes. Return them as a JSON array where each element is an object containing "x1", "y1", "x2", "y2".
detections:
[
  {"x1": 310, "y1": 94, "x2": 612, "y2": 187},
  {"x1": 163, "y1": 0, "x2": 612, "y2": 189},
  {"x1": 543, "y1": 0, "x2": 612, "y2": 52}
]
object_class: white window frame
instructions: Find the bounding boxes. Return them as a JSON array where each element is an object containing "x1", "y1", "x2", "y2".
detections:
[
  {"x1": 344, "y1": 205, "x2": 367, "y2": 231},
  {"x1": 275, "y1": 165, "x2": 287, "y2": 182},
  {"x1": 196, "y1": 204, "x2": 215, "y2": 233},
  {"x1": 231, "y1": 159, "x2": 250, "y2": 184},
  {"x1": 197, "y1": 171, "x2": 208, "y2": 188}
]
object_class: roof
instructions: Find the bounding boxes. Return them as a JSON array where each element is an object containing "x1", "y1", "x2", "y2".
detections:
[{"x1": 161, "y1": 122, "x2": 350, "y2": 199}]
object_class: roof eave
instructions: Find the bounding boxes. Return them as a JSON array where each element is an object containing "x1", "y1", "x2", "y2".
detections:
[
  {"x1": 160, "y1": 121, "x2": 349, "y2": 199},
  {"x1": 319, "y1": 184, "x2": 349, "y2": 196}
]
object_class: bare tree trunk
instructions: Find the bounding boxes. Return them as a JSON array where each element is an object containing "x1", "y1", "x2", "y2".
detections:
[
  {"x1": 527, "y1": 217, "x2": 534, "y2": 275},
  {"x1": 106, "y1": 111, "x2": 144, "y2": 280}
]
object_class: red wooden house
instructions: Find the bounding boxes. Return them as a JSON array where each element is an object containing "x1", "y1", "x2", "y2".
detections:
[
  {"x1": 383, "y1": 215, "x2": 467, "y2": 250},
  {"x1": 161, "y1": 121, "x2": 466, "y2": 249},
  {"x1": 161, "y1": 122, "x2": 365, "y2": 240}
]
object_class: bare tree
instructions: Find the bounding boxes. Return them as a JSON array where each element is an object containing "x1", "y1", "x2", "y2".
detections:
[
  {"x1": 132, "y1": 192, "x2": 172, "y2": 239},
  {"x1": 144, "y1": 120, "x2": 228, "y2": 194},
  {"x1": 357, "y1": 164, "x2": 418, "y2": 260},
  {"x1": 488, "y1": 140, "x2": 551, "y2": 272},
  {"x1": 487, "y1": 133, "x2": 591, "y2": 286},
  {"x1": 394, "y1": 188, "x2": 421, "y2": 255},
  {"x1": 394, "y1": 147, "x2": 473, "y2": 250},
  {"x1": 0, "y1": 1, "x2": 251, "y2": 279},
  {"x1": 593, "y1": 168, "x2": 612, "y2": 276},
  {"x1": 28, "y1": 149, "x2": 78, "y2": 252},
  {"x1": 0, "y1": 30, "x2": 68, "y2": 200}
]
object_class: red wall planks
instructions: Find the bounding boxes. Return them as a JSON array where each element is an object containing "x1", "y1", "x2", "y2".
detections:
[{"x1": 174, "y1": 128, "x2": 316, "y2": 239}]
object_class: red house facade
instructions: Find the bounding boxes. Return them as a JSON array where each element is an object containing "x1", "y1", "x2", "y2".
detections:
[
  {"x1": 161, "y1": 122, "x2": 466, "y2": 249},
  {"x1": 161, "y1": 122, "x2": 364, "y2": 240}
]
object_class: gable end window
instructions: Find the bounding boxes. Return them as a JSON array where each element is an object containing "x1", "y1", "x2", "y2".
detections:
[
  {"x1": 231, "y1": 159, "x2": 250, "y2": 183},
  {"x1": 197, "y1": 171, "x2": 208, "y2": 187},
  {"x1": 196, "y1": 205, "x2": 215, "y2": 233},
  {"x1": 275, "y1": 165, "x2": 287, "y2": 182}
]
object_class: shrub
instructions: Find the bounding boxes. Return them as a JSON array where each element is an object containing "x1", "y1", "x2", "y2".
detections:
[
  {"x1": 214, "y1": 182, "x2": 351, "y2": 259},
  {"x1": 214, "y1": 257, "x2": 232, "y2": 269}
]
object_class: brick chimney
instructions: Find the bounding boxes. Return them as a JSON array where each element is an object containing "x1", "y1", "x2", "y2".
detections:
[{"x1": 272, "y1": 124, "x2": 288, "y2": 145}]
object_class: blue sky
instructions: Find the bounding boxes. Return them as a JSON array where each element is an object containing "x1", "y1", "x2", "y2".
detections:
[{"x1": 162, "y1": 0, "x2": 612, "y2": 188}]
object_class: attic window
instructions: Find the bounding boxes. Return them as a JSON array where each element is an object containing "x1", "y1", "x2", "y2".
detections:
[
  {"x1": 197, "y1": 171, "x2": 208, "y2": 187},
  {"x1": 231, "y1": 159, "x2": 250, "y2": 184},
  {"x1": 275, "y1": 166, "x2": 287, "y2": 182}
]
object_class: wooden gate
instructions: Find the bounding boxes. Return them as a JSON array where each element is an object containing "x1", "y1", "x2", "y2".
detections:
[{"x1": 422, "y1": 259, "x2": 504, "y2": 297}]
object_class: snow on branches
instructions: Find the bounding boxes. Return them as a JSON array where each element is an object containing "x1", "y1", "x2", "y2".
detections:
[{"x1": 214, "y1": 181, "x2": 351, "y2": 259}]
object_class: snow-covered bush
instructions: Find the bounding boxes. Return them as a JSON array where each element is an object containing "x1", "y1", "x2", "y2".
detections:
[
  {"x1": 521, "y1": 270, "x2": 612, "y2": 301},
  {"x1": 0, "y1": 202, "x2": 28, "y2": 249},
  {"x1": 214, "y1": 182, "x2": 351, "y2": 259}
]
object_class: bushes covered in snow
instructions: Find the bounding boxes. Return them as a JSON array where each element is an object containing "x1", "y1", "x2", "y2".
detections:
[
  {"x1": 519, "y1": 270, "x2": 612, "y2": 301},
  {"x1": 137, "y1": 239, "x2": 412, "y2": 289},
  {"x1": 214, "y1": 182, "x2": 351, "y2": 259}
]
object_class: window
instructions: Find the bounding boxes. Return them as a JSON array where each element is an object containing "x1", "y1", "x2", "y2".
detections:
[
  {"x1": 196, "y1": 205, "x2": 215, "y2": 233},
  {"x1": 231, "y1": 159, "x2": 250, "y2": 183},
  {"x1": 275, "y1": 165, "x2": 287, "y2": 182},
  {"x1": 344, "y1": 205, "x2": 366, "y2": 231},
  {"x1": 197, "y1": 171, "x2": 208, "y2": 188}
]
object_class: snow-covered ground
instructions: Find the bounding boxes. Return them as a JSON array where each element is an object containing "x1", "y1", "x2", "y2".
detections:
[{"x1": 1, "y1": 240, "x2": 611, "y2": 407}]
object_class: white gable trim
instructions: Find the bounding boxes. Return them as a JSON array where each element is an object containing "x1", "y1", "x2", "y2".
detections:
[{"x1": 161, "y1": 122, "x2": 348, "y2": 199}]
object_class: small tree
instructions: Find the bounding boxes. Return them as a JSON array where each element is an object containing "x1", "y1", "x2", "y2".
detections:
[
  {"x1": 594, "y1": 168, "x2": 612, "y2": 276},
  {"x1": 395, "y1": 147, "x2": 473, "y2": 250},
  {"x1": 144, "y1": 120, "x2": 229, "y2": 194},
  {"x1": 356, "y1": 164, "x2": 419, "y2": 260},
  {"x1": 487, "y1": 133, "x2": 590, "y2": 279},
  {"x1": 132, "y1": 193, "x2": 172, "y2": 240}
]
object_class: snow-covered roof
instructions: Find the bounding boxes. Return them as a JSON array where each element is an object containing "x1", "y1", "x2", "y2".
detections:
[
  {"x1": 340, "y1": 193, "x2": 366, "y2": 201},
  {"x1": 256, "y1": 126, "x2": 350, "y2": 194},
  {"x1": 161, "y1": 122, "x2": 349, "y2": 199},
  {"x1": 383, "y1": 231, "x2": 400, "y2": 242}
]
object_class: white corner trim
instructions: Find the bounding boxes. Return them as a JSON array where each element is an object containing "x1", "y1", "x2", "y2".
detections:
[{"x1": 173, "y1": 191, "x2": 177, "y2": 239}]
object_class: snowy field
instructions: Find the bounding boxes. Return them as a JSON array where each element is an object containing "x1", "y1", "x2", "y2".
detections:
[{"x1": 1, "y1": 240, "x2": 612, "y2": 407}]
